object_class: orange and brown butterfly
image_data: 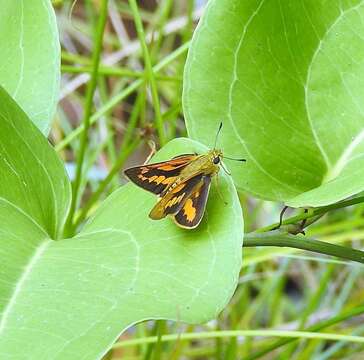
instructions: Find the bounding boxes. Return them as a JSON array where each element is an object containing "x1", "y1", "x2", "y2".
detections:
[{"x1": 123, "y1": 123, "x2": 246, "y2": 229}]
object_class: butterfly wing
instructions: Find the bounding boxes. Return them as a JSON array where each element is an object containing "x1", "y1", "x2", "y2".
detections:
[
  {"x1": 149, "y1": 174, "x2": 204, "y2": 220},
  {"x1": 173, "y1": 175, "x2": 211, "y2": 229},
  {"x1": 124, "y1": 154, "x2": 197, "y2": 195}
]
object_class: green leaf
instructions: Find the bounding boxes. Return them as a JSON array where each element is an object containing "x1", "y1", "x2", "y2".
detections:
[
  {"x1": 0, "y1": 86, "x2": 70, "y2": 239},
  {"x1": 0, "y1": 134, "x2": 243, "y2": 358},
  {"x1": 183, "y1": 0, "x2": 364, "y2": 207},
  {"x1": 0, "y1": 0, "x2": 60, "y2": 134}
]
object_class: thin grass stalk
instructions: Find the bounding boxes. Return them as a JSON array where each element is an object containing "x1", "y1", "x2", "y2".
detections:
[
  {"x1": 74, "y1": 137, "x2": 140, "y2": 228},
  {"x1": 112, "y1": 327, "x2": 364, "y2": 350},
  {"x1": 245, "y1": 304, "x2": 364, "y2": 360},
  {"x1": 128, "y1": 0, "x2": 166, "y2": 145},
  {"x1": 56, "y1": 41, "x2": 190, "y2": 152},
  {"x1": 64, "y1": 0, "x2": 109, "y2": 237}
]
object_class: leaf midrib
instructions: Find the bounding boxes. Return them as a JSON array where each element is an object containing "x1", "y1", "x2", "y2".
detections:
[
  {"x1": 305, "y1": 1, "x2": 364, "y2": 183},
  {"x1": 0, "y1": 110, "x2": 59, "y2": 238},
  {"x1": 0, "y1": 239, "x2": 51, "y2": 335}
]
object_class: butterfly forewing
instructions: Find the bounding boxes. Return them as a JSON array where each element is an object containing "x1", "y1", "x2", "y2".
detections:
[
  {"x1": 173, "y1": 175, "x2": 211, "y2": 229},
  {"x1": 124, "y1": 154, "x2": 197, "y2": 196},
  {"x1": 160, "y1": 174, "x2": 204, "y2": 216}
]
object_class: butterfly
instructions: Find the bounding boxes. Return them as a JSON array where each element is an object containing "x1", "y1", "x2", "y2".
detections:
[{"x1": 124, "y1": 123, "x2": 245, "y2": 229}]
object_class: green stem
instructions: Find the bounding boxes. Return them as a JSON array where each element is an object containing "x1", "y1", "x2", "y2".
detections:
[
  {"x1": 256, "y1": 196, "x2": 364, "y2": 233},
  {"x1": 73, "y1": 138, "x2": 140, "y2": 228},
  {"x1": 112, "y1": 306, "x2": 364, "y2": 356},
  {"x1": 97, "y1": 76, "x2": 117, "y2": 180},
  {"x1": 149, "y1": 0, "x2": 174, "y2": 63},
  {"x1": 73, "y1": 88, "x2": 145, "y2": 228},
  {"x1": 62, "y1": 64, "x2": 142, "y2": 77},
  {"x1": 282, "y1": 264, "x2": 335, "y2": 357},
  {"x1": 152, "y1": 320, "x2": 167, "y2": 360},
  {"x1": 61, "y1": 51, "x2": 91, "y2": 65},
  {"x1": 56, "y1": 41, "x2": 190, "y2": 152},
  {"x1": 64, "y1": 0, "x2": 109, "y2": 237},
  {"x1": 115, "y1": 329, "x2": 364, "y2": 346},
  {"x1": 245, "y1": 304, "x2": 364, "y2": 360},
  {"x1": 62, "y1": 64, "x2": 181, "y2": 81},
  {"x1": 122, "y1": 90, "x2": 144, "y2": 146},
  {"x1": 129, "y1": 0, "x2": 166, "y2": 145},
  {"x1": 244, "y1": 232, "x2": 364, "y2": 264}
]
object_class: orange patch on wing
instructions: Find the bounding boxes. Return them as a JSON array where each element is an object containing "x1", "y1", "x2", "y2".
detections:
[
  {"x1": 172, "y1": 182, "x2": 186, "y2": 193},
  {"x1": 158, "y1": 164, "x2": 179, "y2": 171},
  {"x1": 162, "y1": 176, "x2": 175, "y2": 185},
  {"x1": 183, "y1": 198, "x2": 196, "y2": 222},
  {"x1": 155, "y1": 175, "x2": 166, "y2": 184},
  {"x1": 166, "y1": 194, "x2": 184, "y2": 208},
  {"x1": 148, "y1": 175, "x2": 158, "y2": 183}
]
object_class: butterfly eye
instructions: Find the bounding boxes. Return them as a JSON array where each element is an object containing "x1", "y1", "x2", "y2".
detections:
[{"x1": 213, "y1": 157, "x2": 220, "y2": 164}]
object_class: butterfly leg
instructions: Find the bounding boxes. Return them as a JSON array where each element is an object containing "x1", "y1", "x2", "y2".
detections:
[
  {"x1": 143, "y1": 140, "x2": 157, "y2": 164},
  {"x1": 214, "y1": 174, "x2": 228, "y2": 206},
  {"x1": 220, "y1": 162, "x2": 231, "y2": 176}
]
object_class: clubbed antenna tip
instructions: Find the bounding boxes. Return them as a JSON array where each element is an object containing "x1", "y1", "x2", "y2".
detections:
[
  {"x1": 224, "y1": 156, "x2": 246, "y2": 162},
  {"x1": 213, "y1": 122, "x2": 223, "y2": 149}
]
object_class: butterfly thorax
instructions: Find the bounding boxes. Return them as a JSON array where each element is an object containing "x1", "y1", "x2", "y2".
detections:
[{"x1": 165, "y1": 149, "x2": 222, "y2": 191}]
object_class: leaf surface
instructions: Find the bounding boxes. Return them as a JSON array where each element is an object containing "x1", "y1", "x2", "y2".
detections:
[
  {"x1": 0, "y1": 128, "x2": 243, "y2": 359},
  {"x1": 183, "y1": 0, "x2": 364, "y2": 206},
  {"x1": 0, "y1": 86, "x2": 70, "y2": 239},
  {"x1": 0, "y1": 0, "x2": 60, "y2": 133}
]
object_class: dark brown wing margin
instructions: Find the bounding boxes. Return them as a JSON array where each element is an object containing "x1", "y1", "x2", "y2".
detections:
[
  {"x1": 124, "y1": 154, "x2": 196, "y2": 195},
  {"x1": 173, "y1": 175, "x2": 211, "y2": 229}
]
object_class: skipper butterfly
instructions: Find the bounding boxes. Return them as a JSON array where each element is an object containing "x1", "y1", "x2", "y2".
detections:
[{"x1": 124, "y1": 123, "x2": 245, "y2": 229}]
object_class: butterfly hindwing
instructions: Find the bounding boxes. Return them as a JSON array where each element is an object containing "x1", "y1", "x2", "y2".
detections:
[
  {"x1": 149, "y1": 174, "x2": 204, "y2": 219},
  {"x1": 163, "y1": 175, "x2": 204, "y2": 216},
  {"x1": 173, "y1": 175, "x2": 211, "y2": 229},
  {"x1": 124, "y1": 154, "x2": 197, "y2": 195}
]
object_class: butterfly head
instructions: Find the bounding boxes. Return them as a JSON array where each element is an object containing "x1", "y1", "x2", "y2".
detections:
[
  {"x1": 212, "y1": 122, "x2": 246, "y2": 163},
  {"x1": 211, "y1": 149, "x2": 223, "y2": 165}
]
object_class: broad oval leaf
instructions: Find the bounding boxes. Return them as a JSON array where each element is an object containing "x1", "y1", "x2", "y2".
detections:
[
  {"x1": 183, "y1": 0, "x2": 364, "y2": 207},
  {"x1": 0, "y1": 0, "x2": 60, "y2": 134},
  {"x1": 0, "y1": 136, "x2": 243, "y2": 359},
  {"x1": 0, "y1": 86, "x2": 70, "y2": 239}
]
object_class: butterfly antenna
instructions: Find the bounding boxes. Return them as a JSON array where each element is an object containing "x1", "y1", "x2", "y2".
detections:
[
  {"x1": 213, "y1": 122, "x2": 223, "y2": 149},
  {"x1": 224, "y1": 156, "x2": 246, "y2": 162}
]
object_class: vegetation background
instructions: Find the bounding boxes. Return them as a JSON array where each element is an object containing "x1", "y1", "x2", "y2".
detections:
[
  {"x1": 1, "y1": 0, "x2": 364, "y2": 359},
  {"x1": 54, "y1": 1, "x2": 364, "y2": 359}
]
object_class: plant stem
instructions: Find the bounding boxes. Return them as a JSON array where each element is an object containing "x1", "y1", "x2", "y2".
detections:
[
  {"x1": 61, "y1": 51, "x2": 91, "y2": 65},
  {"x1": 72, "y1": 87, "x2": 146, "y2": 228},
  {"x1": 129, "y1": 0, "x2": 166, "y2": 145},
  {"x1": 281, "y1": 263, "x2": 335, "y2": 357},
  {"x1": 61, "y1": 64, "x2": 181, "y2": 81},
  {"x1": 73, "y1": 138, "x2": 140, "y2": 228},
  {"x1": 255, "y1": 196, "x2": 364, "y2": 233},
  {"x1": 62, "y1": 64, "x2": 142, "y2": 77},
  {"x1": 245, "y1": 304, "x2": 364, "y2": 360},
  {"x1": 244, "y1": 232, "x2": 364, "y2": 264},
  {"x1": 64, "y1": 0, "x2": 109, "y2": 237},
  {"x1": 111, "y1": 305, "x2": 364, "y2": 355},
  {"x1": 56, "y1": 41, "x2": 190, "y2": 152},
  {"x1": 112, "y1": 307, "x2": 364, "y2": 348}
]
